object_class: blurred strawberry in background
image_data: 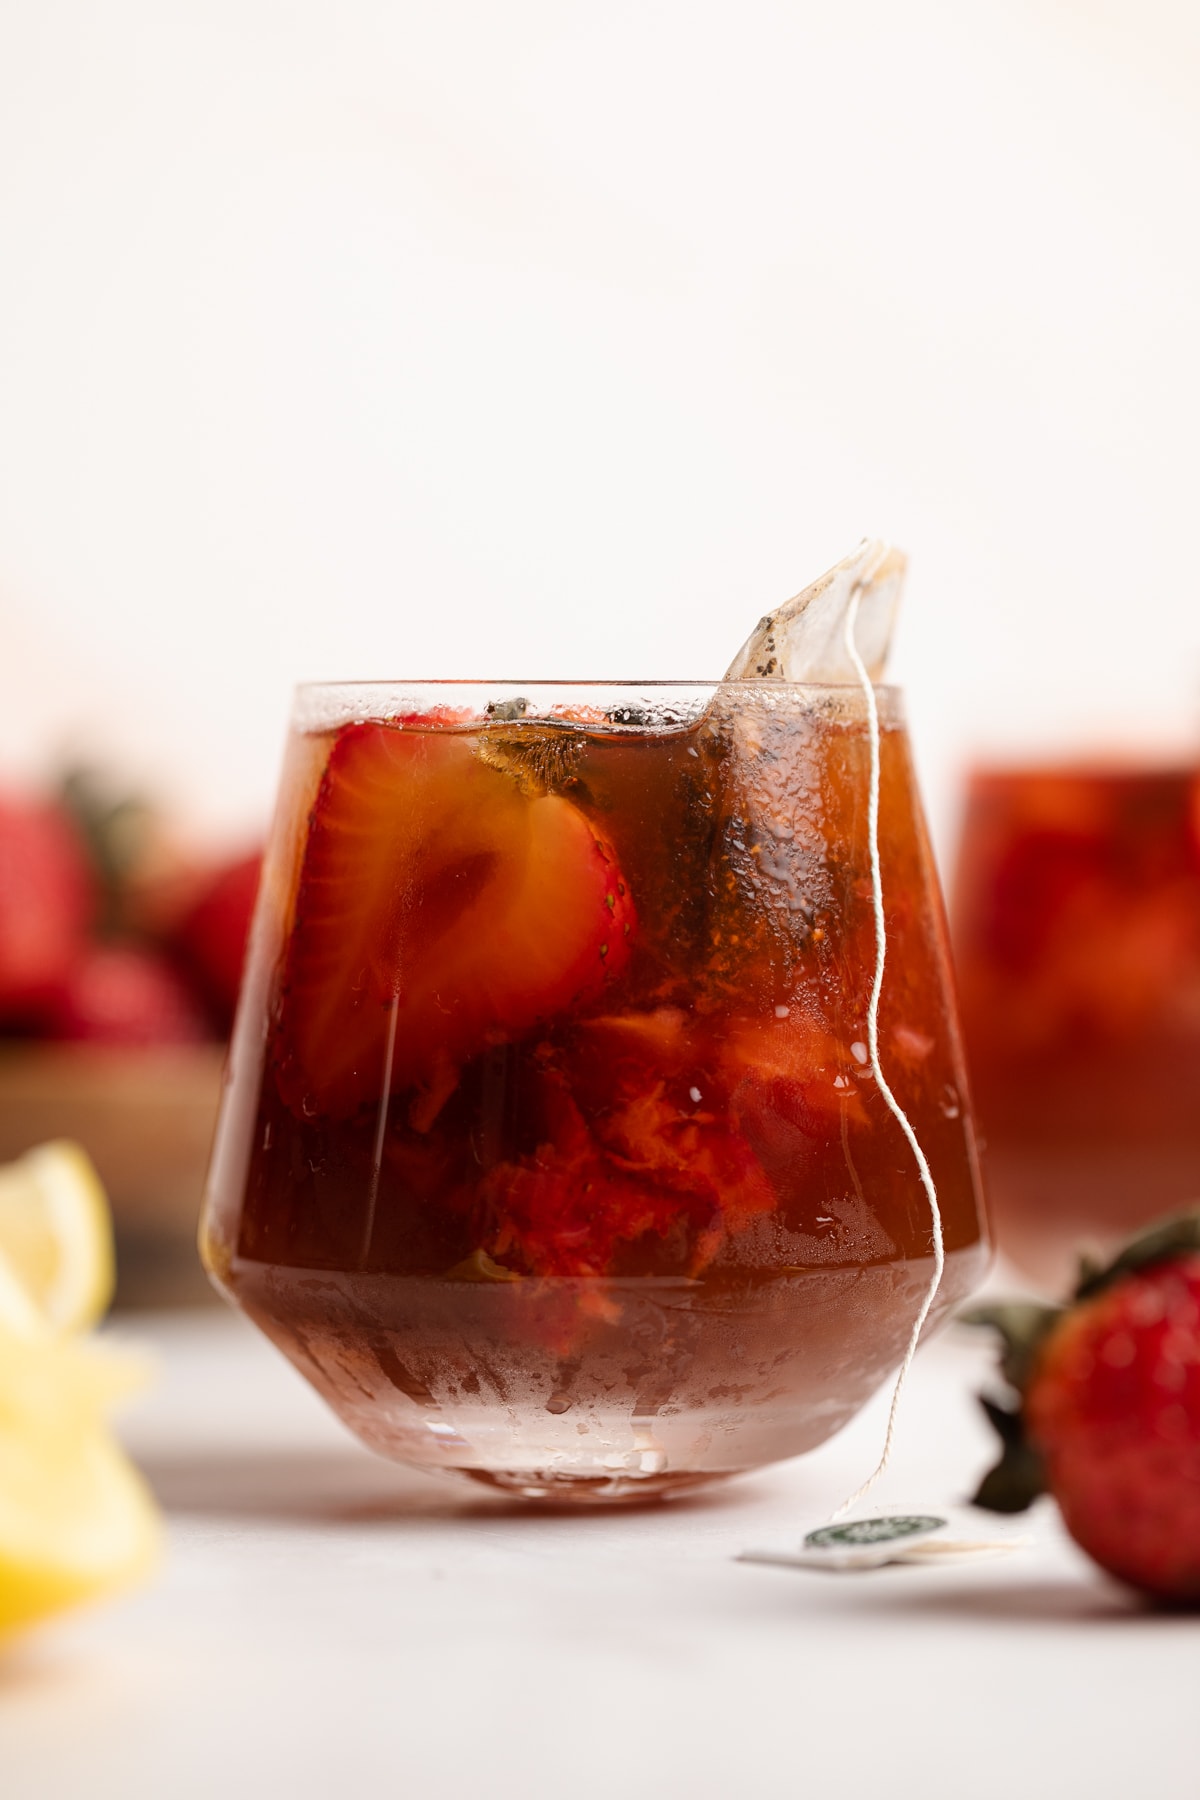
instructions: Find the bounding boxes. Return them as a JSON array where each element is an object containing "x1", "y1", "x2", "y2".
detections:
[
  {"x1": 45, "y1": 946, "x2": 211, "y2": 1046},
  {"x1": 0, "y1": 765, "x2": 261, "y2": 1046},
  {"x1": 0, "y1": 764, "x2": 263, "y2": 1306},
  {"x1": 0, "y1": 796, "x2": 96, "y2": 1022},
  {"x1": 170, "y1": 852, "x2": 263, "y2": 1035}
]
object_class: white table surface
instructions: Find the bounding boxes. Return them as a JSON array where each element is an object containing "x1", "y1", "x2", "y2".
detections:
[{"x1": 2, "y1": 1302, "x2": 1196, "y2": 1800}]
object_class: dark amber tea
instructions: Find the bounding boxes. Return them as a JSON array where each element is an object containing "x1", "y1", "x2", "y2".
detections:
[
  {"x1": 203, "y1": 681, "x2": 987, "y2": 1500},
  {"x1": 953, "y1": 761, "x2": 1200, "y2": 1289}
]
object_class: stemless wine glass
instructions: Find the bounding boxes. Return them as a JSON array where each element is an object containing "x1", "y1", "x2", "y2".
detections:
[
  {"x1": 952, "y1": 759, "x2": 1200, "y2": 1291},
  {"x1": 201, "y1": 680, "x2": 988, "y2": 1503}
]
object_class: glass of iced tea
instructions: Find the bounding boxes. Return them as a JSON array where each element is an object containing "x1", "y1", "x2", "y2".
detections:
[
  {"x1": 201, "y1": 679, "x2": 988, "y2": 1502},
  {"x1": 953, "y1": 761, "x2": 1200, "y2": 1290}
]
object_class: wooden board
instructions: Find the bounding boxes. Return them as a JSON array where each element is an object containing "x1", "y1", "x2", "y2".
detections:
[{"x1": 0, "y1": 1045, "x2": 227, "y2": 1308}]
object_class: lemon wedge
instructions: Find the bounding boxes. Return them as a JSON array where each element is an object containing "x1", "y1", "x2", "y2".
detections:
[
  {"x1": 0, "y1": 1142, "x2": 115, "y2": 1335},
  {"x1": 0, "y1": 1320, "x2": 160, "y2": 1635},
  {"x1": 0, "y1": 1145, "x2": 160, "y2": 1637}
]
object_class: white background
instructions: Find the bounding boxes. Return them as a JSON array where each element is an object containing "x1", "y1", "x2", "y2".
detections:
[{"x1": 2, "y1": 0, "x2": 1199, "y2": 854}]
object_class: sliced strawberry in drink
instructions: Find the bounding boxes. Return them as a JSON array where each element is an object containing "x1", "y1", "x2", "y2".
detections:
[{"x1": 275, "y1": 720, "x2": 635, "y2": 1118}]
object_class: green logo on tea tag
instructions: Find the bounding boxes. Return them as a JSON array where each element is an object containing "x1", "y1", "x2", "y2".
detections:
[{"x1": 804, "y1": 1515, "x2": 946, "y2": 1550}]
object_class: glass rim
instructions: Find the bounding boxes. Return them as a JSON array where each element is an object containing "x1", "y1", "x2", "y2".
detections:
[{"x1": 294, "y1": 677, "x2": 901, "y2": 695}]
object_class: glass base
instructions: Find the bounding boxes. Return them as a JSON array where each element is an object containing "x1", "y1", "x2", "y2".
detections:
[
  {"x1": 463, "y1": 1467, "x2": 724, "y2": 1506},
  {"x1": 220, "y1": 1247, "x2": 986, "y2": 1502}
]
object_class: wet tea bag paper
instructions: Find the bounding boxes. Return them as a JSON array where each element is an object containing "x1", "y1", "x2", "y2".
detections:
[{"x1": 723, "y1": 540, "x2": 906, "y2": 686}]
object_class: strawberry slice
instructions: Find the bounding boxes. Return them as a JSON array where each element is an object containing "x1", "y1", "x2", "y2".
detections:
[{"x1": 275, "y1": 720, "x2": 635, "y2": 1118}]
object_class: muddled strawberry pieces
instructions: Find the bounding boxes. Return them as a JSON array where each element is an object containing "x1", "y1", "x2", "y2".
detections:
[
  {"x1": 469, "y1": 1006, "x2": 863, "y2": 1280},
  {"x1": 275, "y1": 721, "x2": 636, "y2": 1118},
  {"x1": 476, "y1": 1051, "x2": 774, "y2": 1280},
  {"x1": 719, "y1": 1013, "x2": 867, "y2": 1199}
]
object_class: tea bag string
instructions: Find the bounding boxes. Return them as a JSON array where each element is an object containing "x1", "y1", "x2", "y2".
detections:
[{"x1": 825, "y1": 591, "x2": 946, "y2": 1522}]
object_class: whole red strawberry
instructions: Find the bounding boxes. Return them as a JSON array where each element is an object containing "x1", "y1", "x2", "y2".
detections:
[{"x1": 969, "y1": 1214, "x2": 1200, "y2": 1603}]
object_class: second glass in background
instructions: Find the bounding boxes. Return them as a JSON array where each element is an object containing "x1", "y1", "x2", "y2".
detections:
[{"x1": 952, "y1": 760, "x2": 1200, "y2": 1290}]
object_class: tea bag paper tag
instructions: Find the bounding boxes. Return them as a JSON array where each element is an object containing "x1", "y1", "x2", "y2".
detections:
[{"x1": 740, "y1": 1512, "x2": 1032, "y2": 1574}]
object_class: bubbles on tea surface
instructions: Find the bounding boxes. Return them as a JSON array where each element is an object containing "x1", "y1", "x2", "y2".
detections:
[{"x1": 474, "y1": 697, "x2": 707, "y2": 801}]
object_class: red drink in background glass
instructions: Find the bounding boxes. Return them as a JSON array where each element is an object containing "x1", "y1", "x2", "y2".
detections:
[
  {"x1": 952, "y1": 762, "x2": 1200, "y2": 1290},
  {"x1": 202, "y1": 682, "x2": 988, "y2": 1502}
]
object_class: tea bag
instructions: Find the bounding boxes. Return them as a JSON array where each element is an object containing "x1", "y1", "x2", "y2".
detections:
[
  {"x1": 727, "y1": 540, "x2": 948, "y2": 1553},
  {"x1": 723, "y1": 539, "x2": 906, "y2": 685}
]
